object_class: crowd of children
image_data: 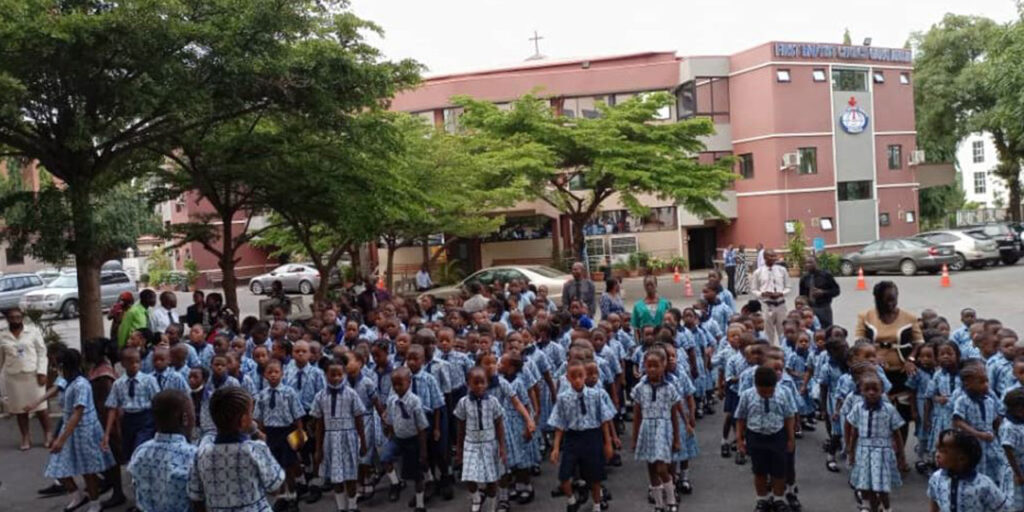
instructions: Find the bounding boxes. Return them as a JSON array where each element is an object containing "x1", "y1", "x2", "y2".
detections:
[{"x1": 22, "y1": 276, "x2": 1024, "y2": 512}]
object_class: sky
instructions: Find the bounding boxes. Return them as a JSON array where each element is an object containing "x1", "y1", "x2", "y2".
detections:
[{"x1": 349, "y1": 0, "x2": 1019, "y2": 75}]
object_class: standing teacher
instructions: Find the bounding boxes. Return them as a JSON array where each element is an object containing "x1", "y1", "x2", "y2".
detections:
[
  {"x1": 751, "y1": 250, "x2": 789, "y2": 344},
  {"x1": 0, "y1": 307, "x2": 52, "y2": 450},
  {"x1": 631, "y1": 275, "x2": 671, "y2": 331},
  {"x1": 854, "y1": 280, "x2": 923, "y2": 439},
  {"x1": 723, "y1": 245, "x2": 737, "y2": 297},
  {"x1": 798, "y1": 255, "x2": 840, "y2": 329},
  {"x1": 562, "y1": 262, "x2": 596, "y2": 318}
]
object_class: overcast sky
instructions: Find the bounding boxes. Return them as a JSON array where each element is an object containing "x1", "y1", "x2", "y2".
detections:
[{"x1": 350, "y1": 0, "x2": 1019, "y2": 75}]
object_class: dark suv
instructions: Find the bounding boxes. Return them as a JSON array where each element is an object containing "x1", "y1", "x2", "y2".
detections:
[{"x1": 962, "y1": 223, "x2": 1021, "y2": 265}]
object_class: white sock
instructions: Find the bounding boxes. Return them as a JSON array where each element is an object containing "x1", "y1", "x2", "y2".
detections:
[
  {"x1": 387, "y1": 470, "x2": 400, "y2": 485},
  {"x1": 67, "y1": 490, "x2": 85, "y2": 508},
  {"x1": 567, "y1": 493, "x2": 578, "y2": 505},
  {"x1": 681, "y1": 468, "x2": 690, "y2": 480},
  {"x1": 485, "y1": 495, "x2": 498, "y2": 512},
  {"x1": 592, "y1": 503, "x2": 601, "y2": 512},
  {"x1": 335, "y1": 492, "x2": 348, "y2": 511},
  {"x1": 653, "y1": 484, "x2": 665, "y2": 508},
  {"x1": 721, "y1": 437, "x2": 729, "y2": 445},
  {"x1": 425, "y1": 469, "x2": 435, "y2": 483},
  {"x1": 756, "y1": 492, "x2": 768, "y2": 501},
  {"x1": 416, "y1": 491, "x2": 425, "y2": 508},
  {"x1": 665, "y1": 482, "x2": 677, "y2": 505},
  {"x1": 772, "y1": 490, "x2": 785, "y2": 500},
  {"x1": 85, "y1": 501, "x2": 101, "y2": 512},
  {"x1": 786, "y1": 484, "x2": 795, "y2": 495}
]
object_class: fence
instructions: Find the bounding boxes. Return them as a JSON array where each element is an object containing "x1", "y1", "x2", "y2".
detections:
[{"x1": 956, "y1": 207, "x2": 1023, "y2": 226}]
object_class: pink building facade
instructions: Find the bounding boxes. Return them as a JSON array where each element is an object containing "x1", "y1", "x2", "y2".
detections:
[{"x1": 389, "y1": 41, "x2": 924, "y2": 269}]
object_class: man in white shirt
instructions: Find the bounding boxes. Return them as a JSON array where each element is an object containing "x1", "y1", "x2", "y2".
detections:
[
  {"x1": 148, "y1": 291, "x2": 180, "y2": 334},
  {"x1": 755, "y1": 243, "x2": 766, "y2": 270},
  {"x1": 751, "y1": 250, "x2": 789, "y2": 345},
  {"x1": 415, "y1": 264, "x2": 433, "y2": 291}
]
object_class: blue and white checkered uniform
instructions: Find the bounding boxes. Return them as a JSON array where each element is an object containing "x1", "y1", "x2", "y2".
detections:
[
  {"x1": 386, "y1": 391, "x2": 430, "y2": 440},
  {"x1": 44, "y1": 376, "x2": 116, "y2": 479},
  {"x1": 928, "y1": 469, "x2": 1008, "y2": 512},
  {"x1": 846, "y1": 400, "x2": 905, "y2": 492},
  {"x1": 312, "y1": 385, "x2": 366, "y2": 482},
  {"x1": 192, "y1": 343, "x2": 215, "y2": 369},
  {"x1": 127, "y1": 432, "x2": 197, "y2": 512},
  {"x1": 999, "y1": 418, "x2": 1024, "y2": 510},
  {"x1": 152, "y1": 368, "x2": 190, "y2": 393},
  {"x1": 188, "y1": 436, "x2": 285, "y2": 512},
  {"x1": 952, "y1": 391, "x2": 1006, "y2": 483},
  {"x1": 454, "y1": 393, "x2": 504, "y2": 483},
  {"x1": 734, "y1": 386, "x2": 797, "y2": 435},
  {"x1": 925, "y1": 369, "x2": 962, "y2": 452},
  {"x1": 439, "y1": 350, "x2": 472, "y2": 391},
  {"x1": 284, "y1": 363, "x2": 326, "y2": 414},
  {"x1": 548, "y1": 386, "x2": 615, "y2": 431},
  {"x1": 106, "y1": 373, "x2": 160, "y2": 413},
  {"x1": 409, "y1": 369, "x2": 444, "y2": 413},
  {"x1": 424, "y1": 356, "x2": 452, "y2": 395},
  {"x1": 631, "y1": 379, "x2": 680, "y2": 463},
  {"x1": 254, "y1": 384, "x2": 303, "y2": 428}
]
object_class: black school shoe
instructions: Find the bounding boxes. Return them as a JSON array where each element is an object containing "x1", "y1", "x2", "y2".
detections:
[
  {"x1": 272, "y1": 498, "x2": 290, "y2": 512},
  {"x1": 304, "y1": 486, "x2": 322, "y2": 504},
  {"x1": 38, "y1": 482, "x2": 66, "y2": 497},
  {"x1": 388, "y1": 484, "x2": 402, "y2": 502},
  {"x1": 721, "y1": 443, "x2": 732, "y2": 458},
  {"x1": 785, "y1": 489, "x2": 801, "y2": 512}
]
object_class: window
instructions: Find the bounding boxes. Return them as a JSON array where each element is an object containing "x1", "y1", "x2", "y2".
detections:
[
  {"x1": 899, "y1": 73, "x2": 910, "y2": 85},
  {"x1": 776, "y1": 69, "x2": 791, "y2": 83},
  {"x1": 837, "y1": 180, "x2": 873, "y2": 201},
  {"x1": 636, "y1": 92, "x2": 671, "y2": 120},
  {"x1": 784, "y1": 221, "x2": 798, "y2": 234},
  {"x1": 887, "y1": 145, "x2": 902, "y2": 170},
  {"x1": 879, "y1": 212, "x2": 890, "y2": 226},
  {"x1": 905, "y1": 211, "x2": 916, "y2": 223},
  {"x1": 974, "y1": 172, "x2": 987, "y2": 194},
  {"x1": 4, "y1": 246, "x2": 24, "y2": 266},
  {"x1": 972, "y1": 140, "x2": 985, "y2": 163},
  {"x1": 798, "y1": 147, "x2": 817, "y2": 174},
  {"x1": 832, "y1": 69, "x2": 868, "y2": 92},
  {"x1": 584, "y1": 207, "x2": 678, "y2": 235},
  {"x1": 442, "y1": 107, "x2": 463, "y2": 133},
  {"x1": 819, "y1": 217, "x2": 834, "y2": 231},
  {"x1": 872, "y1": 71, "x2": 885, "y2": 83},
  {"x1": 812, "y1": 69, "x2": 827, "y2": 82},
  {"x1": 485, "y1": 215, "x2": 553, "y2": 242},
  {"x1": 738, "y1": 153, "x2": 754, "y2": 179}
]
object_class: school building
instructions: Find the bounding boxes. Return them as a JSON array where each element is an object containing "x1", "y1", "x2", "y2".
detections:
[{"x1": 385, "y1": 40, "x2": 954, "y2": 275}]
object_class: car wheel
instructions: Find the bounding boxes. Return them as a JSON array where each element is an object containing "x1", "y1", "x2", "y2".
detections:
[
  {"x1": 1002, "y1": 254, "x2": 1020, "y2": 266},
  {"x1": 60, "y1": 299, "x2": 78, "y2": 319},
  {"x1": 949, "y1": 253, "x2": 967, "y2": 272},
  {"x1": 839, "y1": 261, "x2": 854, "y2": 276},
  {"x1": 250, "y1": 280, "x2": 264, "y2": 295},
  {"x1": 899, "y1": 259, "x2": 918, "y2": 276},
  {"x1": 299, "y1": 280, "x2": 313, "y2": 295}
]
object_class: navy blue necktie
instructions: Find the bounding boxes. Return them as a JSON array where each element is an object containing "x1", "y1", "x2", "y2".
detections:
[
  {"x1": 473, "y1": 396, "x2": 484, "y2": 428},
  {"x1": 270, "y1": 388, "x2": 277, "y2": 409},
  {"x1": 330, "y1": 388, "x2": 340, "y2": 416},
  {"x1": 950, "y1": 476, "x2": 959, "y2": 512},
  {"x1": 398, "y1": 400, "x2": 410, "y2": 419},
  {"x1": 762, "y1": 397, "x2": 770, "y2": 414},
  {"x1": 296, "y1": 369, "x2": 304, "y2": 391},
  {"x1": 578, "y1": 393, "x2": 587, "y2": 415},
  {"x1": 129, "y1": 378, "x2": 136, "y2": 398},
  {"x1": 156, "y1": 374, "x2": 164, "y2": 390}
]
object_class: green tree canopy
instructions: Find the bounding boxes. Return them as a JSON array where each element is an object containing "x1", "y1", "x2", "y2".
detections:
[{"x1": 455, "y1": 92, "x2": 735, "y2": 259}]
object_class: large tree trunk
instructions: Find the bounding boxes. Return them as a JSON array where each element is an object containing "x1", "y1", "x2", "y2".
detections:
[
  {"x1": 421, "y1": 238, "x2": 430, "y2": 267},
  {"x1": 386, "y1": 240, "x2": 397, "y2": 292},
  {"x1": 219, "y1": 215, "x2": 239, "y2": 312},
  {"x1": 69, "y1": 181, "x2": 104, "y2": 340},
  {"x1": 570, "y1": 215, "x2": 587, "y2": 265},
  {"x1": 1008, "y1": 173, "x2": 1022, "y2": 222}
]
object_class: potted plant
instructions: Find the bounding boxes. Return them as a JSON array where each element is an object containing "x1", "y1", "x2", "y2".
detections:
[
  {"x1": 785, "y1": 221, "x2": 807, "y2": 277},
  {"x1": 611, "y1": 261, "x2": 630, "y2": 280},
  {"x1": 667, "y1": 256, "x2": 688, "y2": 273},
  {"x1": 647, "y1": 257, "x2": 668, "y2": 275},
  {"x1": 184, "y1": 259, "x2": 200, "y2": 291}
]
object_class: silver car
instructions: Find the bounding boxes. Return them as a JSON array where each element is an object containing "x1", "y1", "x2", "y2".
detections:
[
  {"x1": 249, "y1": 263, "x2": 323, "y2": 295},
  {"x1": 424, "y1": 265, "x2": 569, "y2": 303},
  {"x1": 20, "y1": 271, "x2": 137, "y2": 319},
  {"x1": 0, "y1": 273, "x2": 46, "y2": 310},
  {"x1": 916, "y1": 230, "x2": 1001, "y2": 271}
]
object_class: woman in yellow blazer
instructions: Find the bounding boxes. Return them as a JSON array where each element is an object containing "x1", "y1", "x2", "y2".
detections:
[{"x1": 0, "y1": 307, "x2": 53, "y2": 450}]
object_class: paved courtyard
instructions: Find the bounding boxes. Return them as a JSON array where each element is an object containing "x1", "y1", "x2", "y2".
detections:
[{"x1": 1, "y1": 263, "x2": 1021, "y2": 511}]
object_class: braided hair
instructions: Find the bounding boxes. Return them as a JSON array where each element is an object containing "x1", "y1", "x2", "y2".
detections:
[{"x1": 209, "y1": 386, "x2": 251, "y2": 433}]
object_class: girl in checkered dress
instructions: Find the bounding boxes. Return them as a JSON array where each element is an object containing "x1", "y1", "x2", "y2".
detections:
[{"x1": 631, "y1": 345, "x2": 682, "y2": 512}]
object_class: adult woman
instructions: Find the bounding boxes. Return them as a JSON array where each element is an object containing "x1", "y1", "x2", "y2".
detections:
[
  {"x1": 854, "y1": 280, "x2": 923, "y2": 438},
  {"x1": 0, "y1": 307, "x2": 52, "y2": 450},
  {"x1": 599, "y1": 278, "x2": 626, "y2": 319},
  {"x1": 631, "y1": 275, "x2": 672, "y2": 331},
  {"x1": 734, "y1": 244, "x2": 751, "y2": 296}
]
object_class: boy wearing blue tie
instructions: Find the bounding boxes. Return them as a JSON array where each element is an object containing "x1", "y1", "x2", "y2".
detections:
[{"x1": 735, "y1": 366, "x2": 797, "y2": 512}]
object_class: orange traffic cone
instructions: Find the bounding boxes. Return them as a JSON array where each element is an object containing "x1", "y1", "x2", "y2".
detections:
[
  {"x1": 684, "y1": 273, "x2": 693, "y2": 297},
  {"x1": 673, "y1": 267, "x2": 681, "y2": 284},
  {"x1": 940, "y1": 264, "x2": 951, "y2": 288},
  {"x1": 856, "y1": 267, "x2": 867, "y2": 291}
]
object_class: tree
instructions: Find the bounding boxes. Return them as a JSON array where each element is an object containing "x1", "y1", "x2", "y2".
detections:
[
  {"x1": 375, "y1": 114, "x2": 522, "y2": 289},
  {"x1": 843, "y1": 28, "x2": 853, "y2": 45},
  {"x1": 911, "y1": 14, "x2": 1024, "y2": 221},
  {"x1": 0, "y1": 169, "x2": 160, "y2": 269},
  {"x1": 456, "y1": 93, "x2": 736, "y2": 260}
]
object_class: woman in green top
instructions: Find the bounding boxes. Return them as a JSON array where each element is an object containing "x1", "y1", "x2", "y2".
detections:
[{"x1": 631, "y1": 275, "x2": 672, "y2": 331}]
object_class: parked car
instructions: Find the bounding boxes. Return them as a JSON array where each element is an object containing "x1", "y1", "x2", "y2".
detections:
[
  {"x1": 19, "y1": 270, "x2": 136, "y2": 319},
  {"x1": 0, "y1": 273, "x2": 46, "y2": 310},
  {"x1": 961, "y1": 223, "x2": 1021, "y2": 265},
  {"x1": 249, "y1": 263, "x2": 337, "y2": 295},
  {"x1": 35, "y1": 268, "x2": 67, "y2": 284},
  {"x1": 838, "y1": 238, "x2": 957, "y2": 277},
  {"x1": 915, "y1": 230, "x2": 1000, "y2": 271},
  {"x1": 424, "y1": 265, "x2": 570, "y2": 302}
]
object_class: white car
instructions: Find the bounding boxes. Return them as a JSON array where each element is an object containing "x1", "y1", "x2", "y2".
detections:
[
  {"x1": 20, "y1": 271, "x2": 137, "y2": 319},
  {"x1": 423, "y1": 265, "x2": 569, "y2": 303},
  {"x1": 248, "y1": 263, "x2": 325, "y2": 295},
  {"x1": 916, "y1": 230, "x2": 1001, "y2": 271}
]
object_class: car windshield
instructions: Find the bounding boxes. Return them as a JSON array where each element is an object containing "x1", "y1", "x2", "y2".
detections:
[
  {"x1": 964, "y1": 231, "x2": 989, "y2": 240},
  {"x1": 525, "y1": 266, "x2": 568, "y2": 278},
  {"x1": 47, "y1": 275, "x2": 78, "y2": 288}
]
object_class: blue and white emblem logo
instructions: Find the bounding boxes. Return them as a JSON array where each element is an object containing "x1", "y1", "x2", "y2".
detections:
[{"x1": 839, "y1": 96, "x2": 869, "y2": 134}]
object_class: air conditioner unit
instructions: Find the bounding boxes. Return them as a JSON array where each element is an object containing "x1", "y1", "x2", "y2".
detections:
[
  {"x1": 909, "y1": 150, "x2": 926, "y2": 166},
  {"x1": 781, "y1": 152, "x2": 801, "y2": 170}
]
